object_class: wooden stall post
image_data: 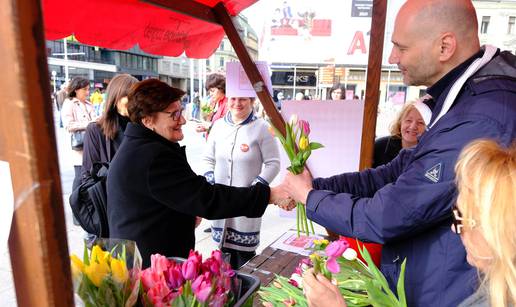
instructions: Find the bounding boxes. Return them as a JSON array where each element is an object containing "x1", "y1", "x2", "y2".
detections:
[
  {"x1": 359, "y1": 0, "x2": 387, "y2": 170},
  {"x1": 0, "y1": 0, "x2": 73, "y2": 305}
]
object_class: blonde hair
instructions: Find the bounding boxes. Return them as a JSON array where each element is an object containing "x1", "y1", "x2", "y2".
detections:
[
  {"x1": 455, "y1": 139, "x2": 516, "y2": 307},
  {"x1": 389, "y1": 102, "x2": 417, "y2": 138}
]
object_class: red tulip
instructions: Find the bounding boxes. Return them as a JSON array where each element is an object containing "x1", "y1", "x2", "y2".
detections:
[{"x1": 298, "y1": 120, "x2": 310, "y2": 136}]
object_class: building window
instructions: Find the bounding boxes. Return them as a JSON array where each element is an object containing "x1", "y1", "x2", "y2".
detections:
[
  {"x1": 481, "y1": 16, "x2": 490, "y2": 34},
  {"x1": 508, "y1": 16, "x2": 515, "y2": 35},
  {"x1": 220, "y1": 41, "x2": 224, "y2": 51},
  {"x1": 219, "y1": 57, "x2": 224, "y2": 67}
]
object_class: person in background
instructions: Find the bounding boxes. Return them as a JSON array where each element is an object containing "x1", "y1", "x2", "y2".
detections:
[
  {"x1": 196, "y1": 73, "x2": 227, "y2": 135},
  {"x1": 107, "y1": 79, "x2": 291, "y2": 267},
  {"x1": 191, "y1": 91, "x2": 200, "y2": 120},
  {"x1": 61, "y1": 76, "x2": 96, "y2": 193},
  {"x1": 90, "y1": 88, "x2": 104, "y2": 117},
  {"x1": 201, "y1": 95, "x2": 280, "y2": 269},
  {"x1": 295, "y1": 92, "x2": 305, "y2": 101},
  {"x1": 81, "y1": 74, "x2": 138, "y2": 181},
  {"x1": 373, "y1": 100, "x2": 431, "y2": 168},
  {"x1": 328, "y1": 83, "x2": 346, "y2": 100},
  {"x1": 279, "y1": 0, "x2": 516, "y2": 305},
  {"x1": 453, "y1": 139, "x2": 515, "y2": 307}
]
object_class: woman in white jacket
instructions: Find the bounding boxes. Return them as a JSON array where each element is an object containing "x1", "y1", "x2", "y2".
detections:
[{"x1": 201, "y1": 96, "x2": 280, "y2": 269}]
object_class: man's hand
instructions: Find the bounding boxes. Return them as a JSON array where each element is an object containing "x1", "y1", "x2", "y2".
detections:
[
  {"x1": 303, "y1": 268, "x2": 347, "y2": 307},
  {"x1": 283, "y1": 169, "x2": 314, "y2": 204}
]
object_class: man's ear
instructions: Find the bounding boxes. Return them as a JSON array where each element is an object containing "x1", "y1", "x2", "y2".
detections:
[{"x1": 438, "y1": 32, "x2": 456, "y2": 62}]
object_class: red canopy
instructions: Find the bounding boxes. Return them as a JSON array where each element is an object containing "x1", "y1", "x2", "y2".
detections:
[{"x1": 42, "y1": 0, "x2": 256, "y2": 58}]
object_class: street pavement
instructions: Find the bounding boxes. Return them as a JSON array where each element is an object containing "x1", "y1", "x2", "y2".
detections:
[{"x1": 0, "y1": 108, "x2": 323, "y2": 305}]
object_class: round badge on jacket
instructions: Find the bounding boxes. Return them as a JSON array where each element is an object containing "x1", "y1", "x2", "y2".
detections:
[{"x1": 240, "y1": 144, "x2": 249, "y2": 152}]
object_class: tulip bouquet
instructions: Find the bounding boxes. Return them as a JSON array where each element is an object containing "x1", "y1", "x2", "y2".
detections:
[
  {"x1": 140, "y1": 250, "x2": 237, "y2": 307},
  {"x1": 69, "y1": 239, "x2": 142, "y2": 307},
  {"x1": 259, "y1": 239, "x2": 407, "y2": 307},
  {"x1": 270, "y1": 114, "x2": 324, "y2": 237}
]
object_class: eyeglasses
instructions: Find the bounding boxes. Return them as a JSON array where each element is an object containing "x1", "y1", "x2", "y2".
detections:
[
  {"x1": 451, "y1": 206, "x2": 477, "y2": 235},
  {"x1": 161, "y1": 108, "x2": 184, "y2": 121}
]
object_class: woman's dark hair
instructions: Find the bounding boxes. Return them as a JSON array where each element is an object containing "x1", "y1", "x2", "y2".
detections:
[
  {"x1": 328, "y1": 83, "x2": 346, "y2": 100},
  {"x1": 97, "y1": 74, "x2": 138, "y2": 140},
  {"x1": 127, "y1": 79, "x2": 185, "y2": 124},
  {"x1": 205, "y1": 73, "x2": 226, "y2": 93},
  {"x1": 67, "y1": 76, "x2": 90, "y2": 98}
]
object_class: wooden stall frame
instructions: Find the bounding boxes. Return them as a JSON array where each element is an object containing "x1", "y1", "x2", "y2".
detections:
[{"x1": 2, "y1": 0, "x2": 387, "y2": 304}]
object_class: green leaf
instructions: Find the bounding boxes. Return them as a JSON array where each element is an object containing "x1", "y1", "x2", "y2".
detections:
[
  {"x1": 309, "y1": 142, "x2": 324, "y2": 150},
  {"x1": 396, "y1": 259, "x2": 407, "y2": 307},
  {"x1": 83, "y1": 243, "x2": 90, "y2": 265}
]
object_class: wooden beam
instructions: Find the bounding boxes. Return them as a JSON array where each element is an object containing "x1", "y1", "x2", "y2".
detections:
[
  {"x1": 144, "y1": 0, "x2": 220, "y2": 25},
  {"x1": 0, "y1": 0, "x2": 73, "y2": 305},
  {"x1": 212, "y1": 2, "x2": 286, "y2": 136},
  {"x1": 359, "y1": 0, "x2": 387, "y2": 170}
]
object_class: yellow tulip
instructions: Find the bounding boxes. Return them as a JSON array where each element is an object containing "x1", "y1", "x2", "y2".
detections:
[
  {"x1": 110, "y1": 258, "x2": 129, "y2": 284},
  {"x1": 70, "y1": 255, "x2": 84, "y2": 278},
  {"x1": 90, "y1": 245, "x2": 111, "y2": 264},
  {"x1": 85, "y1": 260, "x2": 110, "y2": 287},
  {"x1": 299, "y1": 136, "x2": 309, "y2": 151}
]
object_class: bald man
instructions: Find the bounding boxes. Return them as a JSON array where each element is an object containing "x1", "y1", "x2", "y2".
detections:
[{"x1": 281, "y1": 1, "x2": 516, "y2": 306}]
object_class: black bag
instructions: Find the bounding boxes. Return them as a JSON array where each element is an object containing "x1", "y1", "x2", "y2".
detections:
[
  {"x1": 69, "y1": 162, "x2": 110, "y2": 238},
  {"x1": 71, "y1": 130, "x2": 85, "y2": 150}
]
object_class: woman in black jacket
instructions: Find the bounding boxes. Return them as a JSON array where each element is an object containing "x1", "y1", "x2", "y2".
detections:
[
  {"x1": 107, "y1": 79, "x2": 290, "y2": 267},
  {"x1": 81, "y1": 74, "x2": 138, "y2": 180}
]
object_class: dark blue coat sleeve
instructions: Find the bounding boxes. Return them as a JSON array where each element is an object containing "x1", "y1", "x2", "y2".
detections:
[{"x1": 306, "y1": 117, "x2": 507, "y2": 244}]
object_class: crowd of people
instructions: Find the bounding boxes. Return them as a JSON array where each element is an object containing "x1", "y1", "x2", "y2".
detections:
[{"x1": 52, "y1": 0, "x2": 515, "y2": 306}]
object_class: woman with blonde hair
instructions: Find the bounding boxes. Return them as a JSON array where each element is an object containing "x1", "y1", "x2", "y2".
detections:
[
  {"x1": 453, "y1": 139, "x2": 516, "y2": 307},
  {"x1": 373, "y1": 100, "x2": 431, "y2": 168}
]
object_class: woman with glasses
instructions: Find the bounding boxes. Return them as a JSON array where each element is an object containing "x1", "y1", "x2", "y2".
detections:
[
  {"x1": 107, "y1": 79, "x2": 289, "y2": 267},
  {"x1": 452, "y1": 139, "x2": 515, "y2": 307}
]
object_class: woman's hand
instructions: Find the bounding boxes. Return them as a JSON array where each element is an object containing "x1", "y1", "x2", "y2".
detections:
[
  {"x1": 195, "y1": 123, "x2": 209, "y2": 133},
  {"x1": 303, "y1": 268, "x2": 347, "y2": 307}
]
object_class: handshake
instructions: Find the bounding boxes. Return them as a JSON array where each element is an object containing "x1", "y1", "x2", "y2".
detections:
[{"x1": 268, "y1": 169, "x2": 314, "y2": 211}]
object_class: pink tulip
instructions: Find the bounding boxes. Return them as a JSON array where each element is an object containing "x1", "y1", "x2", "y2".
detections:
[
  {"x1": 211, "y1": 292, "x2": 227, "y2": 307},
  {"x1": 325, "y1": 240, "x2": 349, "y2": 258},
  {"x1": 151, "y1": 254, "x2": 170, "y2": 273},
  {"x1": 192, "y1": 274, "x2": 212, "y2": 302},
  {"x1": 182, "y1": 259, "x2": 199, "y2": 281},
  {"x1": 326, "y1": 257, "x2": 340, "y2": 274},
  {"x1": 164, "y1": 262, "x2": 184, "y2": 289},
  {"x1": 146, "y1": 282, "x2": 171, "y2": 305},
  {"x1": 211, "y1": 250, "x2": 224, "y2": 264},
  {"x1": 298, "y1": 120, "x2": 310, "y2": 136},
  {"x1": 141, "y1": 269, "x2": 163, "y2": 290}
]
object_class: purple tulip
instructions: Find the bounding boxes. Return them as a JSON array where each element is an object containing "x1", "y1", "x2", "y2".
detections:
[
  {"x1": 298, "y1": 120, "x2": 310, "y2": 136},
  {"x1": 164, "y1": 263, "x2": 184, "y2": 289},
  {"x1": 326, "y1": 257, "x2": 340, "y2": 274}
]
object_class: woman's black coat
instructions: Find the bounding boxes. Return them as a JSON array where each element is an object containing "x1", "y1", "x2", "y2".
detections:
[{"x1": 107, "y1": 123, "x2": 270, "y2": 267}]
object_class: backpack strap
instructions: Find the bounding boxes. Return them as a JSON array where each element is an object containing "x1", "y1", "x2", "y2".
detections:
[{"x1": 106, "y1": 136, "x2": 112, "y2": 162}]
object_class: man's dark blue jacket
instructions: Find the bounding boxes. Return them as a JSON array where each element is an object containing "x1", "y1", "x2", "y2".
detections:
[{"x1": 306, "y1": 48, "x2": 516, "y2": 307}]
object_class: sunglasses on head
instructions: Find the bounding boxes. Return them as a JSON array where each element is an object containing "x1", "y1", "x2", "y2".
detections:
[
  {"x1": 451, "y1": 205, "x2": 477, "y2": 235},
  {"x1": 161, "y1": 107, "x2": 184, "y2": 121}
]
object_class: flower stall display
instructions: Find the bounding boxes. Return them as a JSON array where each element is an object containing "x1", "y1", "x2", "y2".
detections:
[
  {"x1": 259, "y1": 239, "x2": 407, "y2": 307},
  {"x1": 69, "y1": 239, "x2": 142, "y2": 307},
  {"x1": 140, "y1": 250, "x2": 247, "y2": 307},
  {"x1": 270, "y1": 115, "x2": 324, "y2": 237}
]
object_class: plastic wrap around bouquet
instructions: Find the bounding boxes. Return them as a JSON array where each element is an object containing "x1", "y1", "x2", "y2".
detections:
[
  {"x1": 69, "y1": 238, "x2": 142, "y2": 307},
  {"x1": 259, "y1": 239, "x2": 407, "y2": 307},
  {"x1": 140, "y1": 250, "x2": 260, "y2": 307}
]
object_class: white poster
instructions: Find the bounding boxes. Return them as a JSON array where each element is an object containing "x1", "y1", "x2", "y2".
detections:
[
  {"x1": 0, "y1": 161, "x2": 14, "y2": 253},
  {"x1": 281, "y1": 100, "x2": 364, "y2": 179}
]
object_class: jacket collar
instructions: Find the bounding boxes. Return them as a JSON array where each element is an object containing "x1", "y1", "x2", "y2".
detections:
[
  {"x1": 224, "y1": 111, "x2": 256, "y2": 126},
  {"x1": 124, "y1": 122, "x2": 181, "y2": 151}
]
